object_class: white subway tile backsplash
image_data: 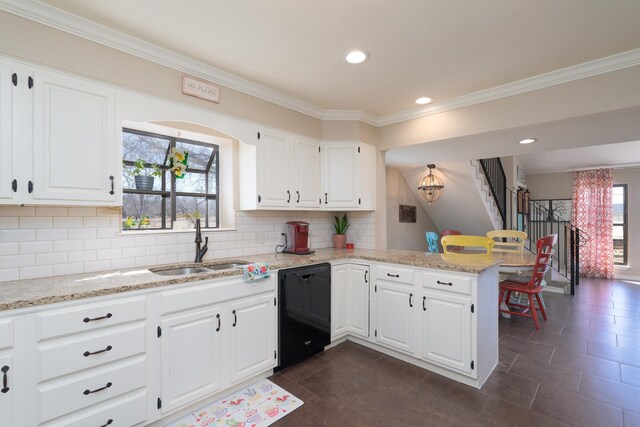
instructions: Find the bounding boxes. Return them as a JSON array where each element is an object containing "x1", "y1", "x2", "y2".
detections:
[
  {"x1": 0, "y1": 209, "x2": 375, "y2": 282},
  {"x1": 36, "y1": 252, "x2": 68, "y2": 265},
  {"x1": 0, "y1": 268, "x2": 19, "y2": 282},
  {"x1": 20, "y1": 265, "x2": 52, "y2": 280},
  {"x1": 1, "y1": 229, "x2": 36, "y2": 242},
  {"x1": 68, "y1": 250, "x2": 97, "y2": 263},
  {"x1": 20, "y1": 241, "x2": 53, "y2": 254},
  {"x1": 37, "y1": 228, "x2": 69, "y2": 241}
]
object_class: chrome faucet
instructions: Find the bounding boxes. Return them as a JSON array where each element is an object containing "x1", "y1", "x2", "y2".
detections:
[{"x1": 194, "y1": 219, "x2": 208, "y2": 263}]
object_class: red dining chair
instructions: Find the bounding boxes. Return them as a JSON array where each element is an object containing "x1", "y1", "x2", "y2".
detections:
[{"x1": 498, "y1": 234, "x2": 557, "y2": 329}]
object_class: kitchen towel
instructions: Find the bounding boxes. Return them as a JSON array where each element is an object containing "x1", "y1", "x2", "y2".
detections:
[
  {"x1": 243, "y1": 262, "x2": 270, "y2": 283},
  {"x1": 165, "y1": 379, "x2": 303, "y2": 427}
]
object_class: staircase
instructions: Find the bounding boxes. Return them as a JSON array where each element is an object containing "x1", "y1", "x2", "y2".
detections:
[{"x1": 476, "y1": 157, "x2": 585, "y2": 295}]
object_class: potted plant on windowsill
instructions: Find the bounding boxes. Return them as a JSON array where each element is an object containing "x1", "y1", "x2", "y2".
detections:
[
  {"x1": 333, "y1": 213, "x2": 350, "y2": 249},
  {"x1": 132, "y1": 159, "x2": 162, "y2": 191}
]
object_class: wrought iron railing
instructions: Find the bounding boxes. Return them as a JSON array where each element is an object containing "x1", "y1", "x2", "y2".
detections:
[{"x1": 479, "y1": 158, "x2": 587, "y2": 295}]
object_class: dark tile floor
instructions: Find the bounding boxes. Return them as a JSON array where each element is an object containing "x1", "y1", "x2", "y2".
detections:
[{"x1": 270, "y1": 277, "x2": 640, "y2": 426}]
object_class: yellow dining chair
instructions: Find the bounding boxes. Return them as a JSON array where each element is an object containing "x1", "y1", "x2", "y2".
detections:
[
  {"x1": 486, "y1": 230, "x2": 527, "y2": 253},
  {"x1": 441, "y1": 235, "x2": 494, "y2": 255}
]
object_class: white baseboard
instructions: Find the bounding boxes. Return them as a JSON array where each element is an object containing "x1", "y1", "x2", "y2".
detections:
[{"x1": 615, "y1": 274, "x2": 640, "y2": 281}]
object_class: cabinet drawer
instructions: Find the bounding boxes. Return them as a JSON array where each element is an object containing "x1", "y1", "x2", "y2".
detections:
[
  {"x1": 38, "y1": 357, "x2": 146, "y2": 423},
  {"x1": 423, "y1": 272, "x2": 472, "y2": 295},
  {"x1": 376, "y1": 264, "x2": 414, "y2": 285},
  {"x1": 0, "y1": 318, "x2": 12, "y2": 350},
  {"x1": 34, "y1": 296, "x2": 146, "y2": 341},
  {"x1": 44, "y1": 390, "x2": 148, "y2": 427},
  {"x1": 38, "y1": 323, "x2": 145, "y2": 382}
]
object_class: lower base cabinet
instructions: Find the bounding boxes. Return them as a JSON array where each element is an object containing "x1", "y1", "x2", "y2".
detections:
[
  {"x1": 331, "y1": 263, "x2": 370, "y2": 340},
  {"x1": 374, "y1": 280, "x2": 415, "y2": 354}
]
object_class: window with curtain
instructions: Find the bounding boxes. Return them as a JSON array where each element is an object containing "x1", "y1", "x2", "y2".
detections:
[
  {"x1": 571, "y1": 168, "x2": 614, "y2": 279},
  {"x1": 612, "y1": 184, "x2": 627, "y2": 265}
]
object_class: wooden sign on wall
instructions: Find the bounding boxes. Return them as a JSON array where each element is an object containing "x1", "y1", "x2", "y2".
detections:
[
  {"x1": 399, "y1": 204, "x2": 417, "y2": 223},
  {"x1": 182, "y1": 75, "x2": 220, "y2": 103}
]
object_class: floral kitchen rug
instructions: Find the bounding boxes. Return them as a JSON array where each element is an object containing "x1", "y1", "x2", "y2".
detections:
[{"x1": 165, "y1": 379, "x2": 303, "y2": 427}]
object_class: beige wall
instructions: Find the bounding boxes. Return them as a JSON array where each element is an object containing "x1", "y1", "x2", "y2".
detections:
[
  {"x1": 0, "y1": 11, "x2": 323, "y2": 139},
  {"x1": 527, "y1": 168, "x2": 640, "y2": 279},
  {"x1": 386, "y1": 168, "x2": 437, "y2": 252}
]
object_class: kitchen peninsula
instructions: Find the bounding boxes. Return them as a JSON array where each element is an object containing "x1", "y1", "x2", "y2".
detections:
[{"x1": 0, "y1": 248, "x2": 500, "y2": 426}]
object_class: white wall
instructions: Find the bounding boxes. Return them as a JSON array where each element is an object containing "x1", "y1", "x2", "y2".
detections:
[
  {"x1": 386, "y1": 168, "x2": 437, "y2": 251},
  {"x1": 0, "y1": 208, "x2": 374, "y2": 282}
]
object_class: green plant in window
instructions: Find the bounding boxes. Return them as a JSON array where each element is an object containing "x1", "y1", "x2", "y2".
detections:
[
  {"x1": 123, "y1": 216, "x2": 137, "y2": 230},
  {"x1": 131, "y1": 159, "x2": 162, "y2": 177}
]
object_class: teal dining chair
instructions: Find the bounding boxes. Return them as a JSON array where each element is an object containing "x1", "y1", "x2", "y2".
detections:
[{"x1": 426, "y1": 231, "x2": 439, "y2": 253}]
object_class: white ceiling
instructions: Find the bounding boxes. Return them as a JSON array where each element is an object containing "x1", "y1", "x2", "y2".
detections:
[{"x1": 36, "y1": 0, "x2": 640, "y2": 117}]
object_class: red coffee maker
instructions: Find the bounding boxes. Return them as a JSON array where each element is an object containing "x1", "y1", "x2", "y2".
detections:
[{"x1": 284, "y1": 221, "x2": 314, "y2": 255}]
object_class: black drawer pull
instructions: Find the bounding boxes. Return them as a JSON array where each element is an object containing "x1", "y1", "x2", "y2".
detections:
[
  {"x1": 1, "y1": 365, "x2": 9, "y2": 393},
  {"x1": 83, "y1": 345, "x2": 112, "y2": 357},
  {"x1": 83, "y1": 313, "x2": 113, "y2": 323},
  {"x1": 364, "y1": 270, "x2": 368, "y2": 283},
  {"x1": 99, "y1": 419, "x2": 113, "y2": 427},
  {"x1": 109, "y1": 175, "x2": 114, "y2": 195},
  {"x1": 11, "y1": 179, "x2": 17, "y2": 192},
  {"x1": 409, "y1": 293, "x2": 413, "y2": 307},
  {"x1": 325, "y1": 193, "x2": 328, "y2": 204},
  {"x1": 437, "y1": 280, "x2": 453, "y2": 286},
  {"x1": 423, "y1": 296, "x2": 427, "y2": 311},
  {"x1": 296, "y1": 190, "x2": 300, "y2": 203},
  {"x1": 83, "y1": 382, "x2": 112, "y2": 395},
  {"x1": 286, "y1": 190, "x2": 291, "y2": 203},
  {"x1": 28, "y1": 180, "x2": 33, "y2": 193},
  {"x1": 387, "y1": 273, "x2": 400, "y2": 278},
  {"x1": 232, "y1": 310, "x2": 237, "y2": 327},
  {"x1": 216, "y1": 313, "x2": 221, "y2": 332}
]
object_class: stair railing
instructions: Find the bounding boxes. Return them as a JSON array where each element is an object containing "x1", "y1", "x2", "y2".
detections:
[{"x1": 478, "y1": 157, "x2": 586, "y2": 295}]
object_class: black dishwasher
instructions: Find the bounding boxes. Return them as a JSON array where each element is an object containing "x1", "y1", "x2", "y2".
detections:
[{"x1": 277, "y1": 263, "x2": 331, "y2": 370}]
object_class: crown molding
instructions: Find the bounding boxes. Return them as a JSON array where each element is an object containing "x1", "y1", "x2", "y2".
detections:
[
  {"x1": 377, "y1": 48, "x2": 640, "y2": 126},
  {"x1": 3, "y1": 0, "x2": 640, "y2": 128},
  {"x1": 0, "y1": 0, "x2": 327, "y2": 120}
]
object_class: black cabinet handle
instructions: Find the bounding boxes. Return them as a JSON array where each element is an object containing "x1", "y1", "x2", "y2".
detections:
[
  {"x1": 83, "y1": 313, "x2": 112, "y2": 323},
  {"x1": 109, "y1": 175, "x2": 114, "y2": 195},
  {"x1": 387, "y1": 273, "x2": 400, "y2": 278},
  {"x1": 286, "y1": 190, "x2": 290, "y2": 203},
  {"x1": 99, "y1": 419, "x2": 113, "y2": 427},
  {"x1": 364, "y1": 270, "x2": 368, "y2": 283},
  {"x1": 83, "y1": 382, "x2": 112, "y2": 395},
  {"x1": 28, "y1": 181, "x2": 33, "y2": 193},
  {"x1": 11, "y1": 73, "x2": 17, "y2": 86},
  {"x1": 423, "y1": 296, "x2": 427, "y2": 311},
  {"x1": 83, "y1": 345, "x2": 112, "y2": 357},
  {"x1": 232, "y1": 310, "x2": 237, "y2": 327},
  {"x1": 28, "y1": 76, "x2": 33, "y2": 89},
  {"x1": 296, "y1": 190, "x2": 300, "y2": 203},
  {"x1": 325, "y1": 193, "x2": 328, "y2": 204},
  {"x1": 216, "y1": 313, "x2": 221, "y2": 332},
  {"x1": 1, "y1": 365, "x2": 9, "y2": 393},
  {"x1": 11, "y1": 179, "x2": 17, "y2": 192},
  {"x1": 437, "y1": 280, "x2": 453, "y2": 286},
  {"x1": 409, "y1": 293, "x2": 413, "y2": 307}
]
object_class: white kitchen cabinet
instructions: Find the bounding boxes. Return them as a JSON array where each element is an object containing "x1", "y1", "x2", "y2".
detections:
[
  {"x1": 331, "y1": 264, "x2": 349, "y2": 339},
  {"x1": 347, "y1": 264, "x2": 370, "y2": 338},
  {"x1": 421, "y1": 290, "x2": 472, "y2": 374},
  {"x1": 160, "y1": 306, "x2": 224, "y2": 414},
  {"x1": 0, "y1": 55, "x2": 118, "y2": 206},
  {"x1": 293, "y1": 136, "x2": 321, "y2": 208},
  {"x1": 374, "y1": 280, "x2": 415, "y2": 354},
  {"x1": 258, "y1": 129, "x2": 291, "y2": 207},
  {"x1": 229, "y1": 294, "x2": 276, "y2": 384},
  {"x1": 322, "y1": 141, "x2": 376, "y2": 210}
]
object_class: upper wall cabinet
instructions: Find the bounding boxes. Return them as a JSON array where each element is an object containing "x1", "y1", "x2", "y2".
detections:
[
  {"x1": 0, "y1": 56, "x2": 119, "y2": 206},
  {"x1": 240, "y1": 129, "x2": 321, "y2": 210},
  {"x1": 322, "y1": 141, "x2": 376, "y2": 210}
]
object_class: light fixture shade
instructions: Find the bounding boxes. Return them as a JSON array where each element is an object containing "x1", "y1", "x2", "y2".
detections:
[{"x1": 418, "y1": 164, "x2": 444, "y2": 204}]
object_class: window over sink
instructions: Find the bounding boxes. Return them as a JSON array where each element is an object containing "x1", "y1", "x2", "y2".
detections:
[{"x1": 122, "y1": 127, "x2": 219, "y2": 231}]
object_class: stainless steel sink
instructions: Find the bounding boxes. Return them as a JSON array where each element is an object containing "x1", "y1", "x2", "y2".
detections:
[
  {"x1": 206, "y1": 262, "x2": 248, "y2": 271},
  {"x1": 152, "y1": 267, "x2": 210, "y2": 276}
]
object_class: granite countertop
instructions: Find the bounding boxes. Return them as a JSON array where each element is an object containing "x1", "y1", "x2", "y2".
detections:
[{"x1": 0, "y1": 248, "x2": 502, "y2": 312}]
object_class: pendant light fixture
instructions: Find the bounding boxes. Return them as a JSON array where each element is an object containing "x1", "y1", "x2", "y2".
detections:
[{"x1": 418, "y1": 164, "x2": 444, "y2": 204}]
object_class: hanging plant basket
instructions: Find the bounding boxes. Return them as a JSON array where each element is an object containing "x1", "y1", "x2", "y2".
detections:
[{"x1": 134, "y1": 175, "x2": 155, "y2": 191}]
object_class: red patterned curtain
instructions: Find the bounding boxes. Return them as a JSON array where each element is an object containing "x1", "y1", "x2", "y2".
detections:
[{"x1": 571, "y1": 169, "x2": 614, "y2": 279}]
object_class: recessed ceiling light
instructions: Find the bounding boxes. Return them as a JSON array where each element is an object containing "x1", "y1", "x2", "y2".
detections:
[
  {"x1": 518, "y1": 138, "x2": 537, "y2": 145},
  {"x1": 345, "y1": 50, "x2": 370, "y2": 64},
  {"x1": 415, "y1": 97, "x2": 432, "y2": 105}
]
